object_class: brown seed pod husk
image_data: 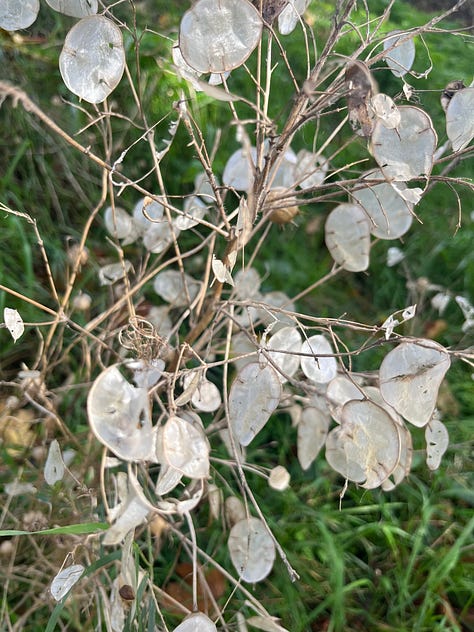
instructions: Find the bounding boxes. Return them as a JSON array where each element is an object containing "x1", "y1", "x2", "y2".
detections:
[{"x1": 265, "y1": 188, "x2": 299, "y2": 225}]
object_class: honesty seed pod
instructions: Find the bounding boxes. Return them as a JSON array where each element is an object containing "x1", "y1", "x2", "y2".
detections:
[{"x1": 265, "y1": 188, "x2": 299, "y2": 225}]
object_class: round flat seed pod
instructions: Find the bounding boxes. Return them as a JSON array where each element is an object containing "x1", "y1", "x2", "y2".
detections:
[
  {"x1": 371, "y1": 106, "x2": 437, "y2": 181},
  {"x1": 223, "y1": 147, "x2": 257, "y2": 191},
  {"x1": 267, "y1": 326, "x2": 302, "y2": 383},
  {"x1": 0, "y1": 0, "x2": 39, "y2": 31},
  {"x1": 381, "y1": 423, "x2": 412, "y2": 490},
  {"x1": 153, "y1": 270, "x2": 200, "y2": 306},
  {"x1": 379, "y1": 340, "x2": 451, "y2": 427},
  {"x1": 370, "y1": 93, "x2": 401, "y2": 129},
  {"x1": 294, "y1": 150, "x2": 328, "y2": 189},
  {"x1": 143, "y1": 222, "x2": 175, "y2": 254},
  {"x1": 228, "y1": 362, "x2": 281, "y2": 446},
  {"x1": 268, "y1": 465, "x2": 290, "y2": 490},
  {"x1": 59, "y1": 16, "x2": 125, "y2": 104},
  {"x1": 50, "y1": 564, "x2": 84, "y2": 601},
  {"x1": 133, "y1": 197, "x2": 164, "y2": 229},
  {"x1": 161, "y1": 415, "x2": 210, "y2": 479},
  {"x1": 234, "y1": 267, "x2": 261, "y2": 300},
  {"x1": 446, "y1": 87, "x2": 474, "y2": 152},
  {"x1": 87, "y1": 365, "x2": 155, "y2": 461},
  {"x1": 352, "y1": 169, "x2": 413, "y2": 239},
  {"x1": 425, "y1": 417, "x2": 449, "y2": 471},
  {"x1": 45, "y1": 0, "x2": 97, "y2": 17},
  {"x1": 104, "y1": 206, "x2": 134, "y2": 240},
  {"x1": 326, "y1": 399, "x2": 401, "y2": 489},
  {"x1": 173, "y1": 613, "x2": 217, "y2": 632},
  {"x1": 297, "y1": 406, "x2": 330, "y2": 470},
  {"x1": 179, "y1": 0, "x2": 263, "y2": 73},
  {"x1": 182, "y1": 372, "x2": 222, "y2": 412},
  {"x1": 278, "y1": 0, "x2": 308, "y2": 35},
  {"x1": 300, "y1": 335, "x2": 337, "y2": 384},
  {"x1": 175, "y1": 196, "x2": 207, "y2": 231},
  {"x1": 228, "y1": 517, "x2": 275, "y2": 582},
  {"x1": 326, "y1": 375, "x2": 364, "y2": 424},
  {"x1": 383, "y1": 30, "x2": 415, "y2": 78},
  {"x1": 325, "y1": 203, "x2": 371, "y2": 271}
]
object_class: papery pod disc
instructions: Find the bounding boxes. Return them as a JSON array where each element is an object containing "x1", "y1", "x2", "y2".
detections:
[
  {"x1": 425, "y1": 416, "x2": 449, "y2": 471},
  {"x1": 257, "y1": 291, "x2": 296, "y2": 330},
  {"x1": 228, "y1": 362, "x2": 281, "y2": 446},
  {"x1": 325, "y1": 203, "x2": 371, "y2": 271},
  {"x1": 87, "y1": 365, "x2": 155, "y2": 461},
  {"x1": 104, "y1": 206, "x2": 134, "y2": 240},
  {"x1": 268, "y1": 465, "x2": 290, "y2": 490},
  {"x1": 225, "y1": 496, "x2": 246, "y2": 528},
  {"x1": 156, "y1": 481, "x2": 204, "y2": 514},
  {"x1": 194, "y1": 172, "x2": 217, "y2": 202},
  {"x1": 182, "y1": 372, "x2": 222, "y2": 412},
  {"x1": 127, "y1": 359, "x2": 164, "y2": 389},
  {"x1": 297, "y1": 406, "x2": 330, "y2": 470},
  {"x1": 4, "y1": 307, "x2": 24, "y2": 342},
  {"x1": 294, "y1": 150, "x2": 328, "y2": 189},
  {"x1": 234, "y1": 267, "x2": 262, "y2": 300},
  {"x1": 267, "y1": 326, "x2": 302, "y2": 383},
  {"x1": 383, "y1": 30, "x2": 415, "y2": 78},
  {"x1": 352, "y1": 169, "x2": 413, "y2": 239},
  {"x1": 381, "y1": 423, "x2": 412, "y2": 491},
  {"x1": 363, "y1": 385, "x2": 404, "y2": 426},
  {"x1": 446, "y1": 87, "x2": 474, "y2": 152},
  {"x1": 161, "y1": 415, "x2": 210, "y2": 478},
  {"x1": 174, "y1": 196, "x2": 207, "y2": 231},
  {"x1": 326, "y1": 399, "x2": 401, "y2": 489},
  {"x1": 231, "y1": 331, "x2": 258, "y2": 372},
  {"x1": 179, "y1": 0, "x2": 263, "y2": 73},
  {"x1": 44, "y1": 439, "x2": 65, "y2": 486},
  {"x1": 172, "y1": 43, "x2": 202, "y2": 89},
  {"x1": 98, "y1": 261, "x2": 132, "y2": 286},
  {"x1": 223, "y1": 147, "x2": 257, "y2": 191},
  {"x1": 269, "y1": 147, "x2": 297, "y2": 189},
  {"x1": 278, "y1": 0, "x2": 308, "y2": 35},
  {"x1": 300, "y1": 335, "x2": 338, "y2": 384},
  {"x1": 103, "y1": 472, "x2": 153, "y2": 545},
  {"x1": 132, "y1": 197, "x2": 164, "y2": 229},
  {"x1": 59, "y1": 16, "x2": 125, "y2": 104},
  {"x1": 153, "y1": 270, "x2": 200, "y2": 306},
  {"x1": 379, "y1": 340, "x2": 451, "y2": 427},
  {"x1": 370, "y1": 93, "x2": 401, "y2": 129},
  {"x1": 147, "y1": 305, "x2": 173, "y2": 339},
  {"x1": 228, "y1": 517, "x2": 275, "y2": 582},
  {"x1": 326, "y1": 376, "x2": 364, "y2": 424},
  {"x1": 0, "y1": 0, "x2": 39, "y2": 31},
  {"x1": 173, "y1": 612, "x2": 217, "y2": 632},
  {"x1": 155, "y1": 463, "x2": 183, "y2": 496},
  {"x1": 45, "y1": 0, "x2": 97, "y2": 17},
  {"x1": 50, "y1": 564, "x2": 84, "y2": 601},
  {"x1": 143, "y1": 222, "x2": 176, "y2": 254},
  {"x1": 371, "y1": 106, "x2": 437, "y2": 181}
]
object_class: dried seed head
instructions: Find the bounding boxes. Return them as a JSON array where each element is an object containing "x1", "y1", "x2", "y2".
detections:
[{"x1": 264, "y1": 188, "x2": 299, "y2": 225}]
